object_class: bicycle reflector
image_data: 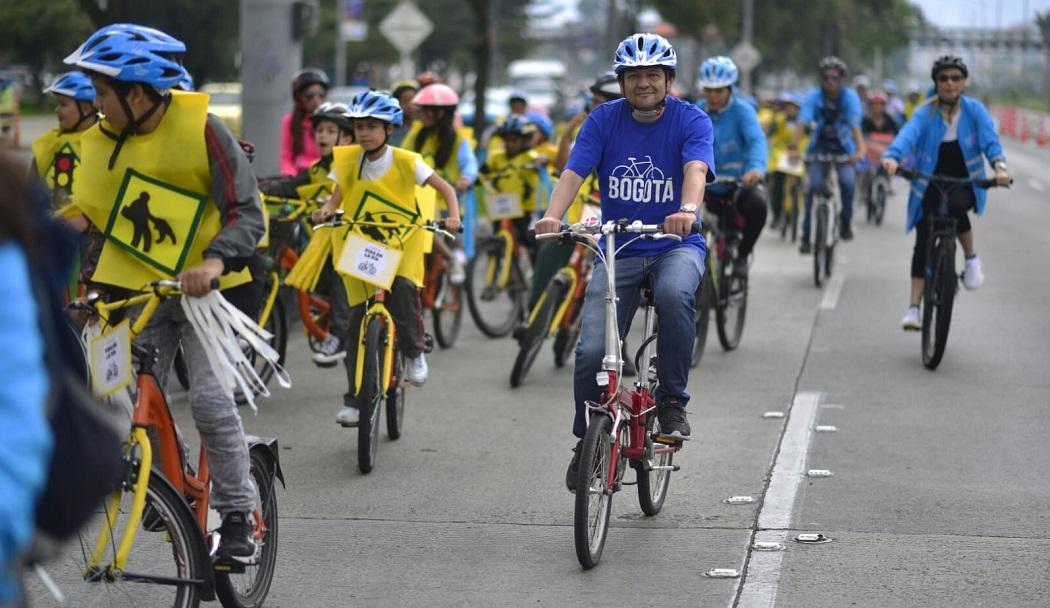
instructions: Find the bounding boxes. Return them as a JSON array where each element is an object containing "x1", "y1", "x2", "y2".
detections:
[{"x1": 596, "y1": 371, "x2": 610, "y2": 387}]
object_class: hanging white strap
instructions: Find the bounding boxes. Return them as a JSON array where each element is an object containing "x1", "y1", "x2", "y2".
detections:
[{"x1": 180, "y1": 291, "x2": 291, "y2": 413}]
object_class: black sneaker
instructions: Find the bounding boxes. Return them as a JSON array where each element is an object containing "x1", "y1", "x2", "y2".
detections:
[
  {"x1": 733, "y1": 256, "x2": 750, "y2": 278},
  {"x1": 215, "y1": 512, "x2": 256, "y2": 561},
  {"x1": 840, "y1": 223, "x2": 854, "y2": 241},
  {"x1": 799, "y1": 240, "x2": 812, "y2": 254},
  {"x1": 657, "y1": 401, "x2": 691, "y2": 439},
  {"x1": 565, "y1": 440, "x2": 582, "y2": 493}
]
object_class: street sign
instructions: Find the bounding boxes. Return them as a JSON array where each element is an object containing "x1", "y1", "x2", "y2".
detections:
[
  {"x1": 379, "y1": 1, "x2": 434, "y2": 55},
  {"x1": 730, "y1": 41, "x2": 762, "y2": 72}
]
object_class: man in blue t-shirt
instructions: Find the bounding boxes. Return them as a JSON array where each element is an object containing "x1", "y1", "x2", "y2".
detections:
[
  {"x1": 794, "y1": 56, "x2": 866, "y2": 250},
  {"x1": 535, "y1": 33, "x2": 715, "y2": 493}
]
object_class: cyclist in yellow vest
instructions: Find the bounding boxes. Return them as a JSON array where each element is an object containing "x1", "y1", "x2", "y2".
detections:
[
  {"x1": 478, "y1": 115, "x2": 545, "y2": 259},
  {"x1": 402, "y1": 83, "x2": 477, "y2": 284},
  {"x1": 31, "y1": 72, "x2": 98, "y2": 207},
  {"x1": 61, "y1": 24, "x2": 265, "y2": 561},
  {"x1": 311, "y1": 90, "x2": 461, "y2": 427},
  {"x1": 262, "y1": 102, "x2": 357, "y2": 366}
]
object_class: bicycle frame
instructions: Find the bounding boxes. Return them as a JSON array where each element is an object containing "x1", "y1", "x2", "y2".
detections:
[
  {"x1": 807, "y1": 155, "x2": 849, "y2": 248},
  {"x1": 352, "y1": 287, "x2": 398, "y2": 397}
]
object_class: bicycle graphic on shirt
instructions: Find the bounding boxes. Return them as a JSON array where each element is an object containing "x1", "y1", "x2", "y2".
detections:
[{"x1": 612, "y1": 156, "x2": 666, "y2": 181}]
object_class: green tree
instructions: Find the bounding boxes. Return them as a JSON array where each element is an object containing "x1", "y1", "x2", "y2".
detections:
[
  {"x1": 647, "y1": 0, "x2": 923, "y2": 77},
  {"x1": 1037, "y1": 11, "x2": 1050, "y2": 107},
  {"x1": 77, "y1": 0, "x2": 240, "y2": 85},
  {"x1": 0, "y1": 0, "x2": 93, "y2": 102}
]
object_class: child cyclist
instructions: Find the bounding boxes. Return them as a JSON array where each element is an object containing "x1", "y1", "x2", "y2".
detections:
[
  {"x1": 311, "y1": 90, "x2": 461, "y2": 427},
  {"x1": 60, "y1": 24, "x2": 265, "y2": 560},
  {"x1": 478, "y1": 114, "x2": 546, "y2": 261},
  {"x1": 262, "y1": 102, "x2": 356, "y2": 366},
  {"x1": 31, "y1": 72, "x2": 98, "y2": 207}
]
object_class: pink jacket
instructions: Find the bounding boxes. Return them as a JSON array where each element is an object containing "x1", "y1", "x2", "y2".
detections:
[{"x1": 279, "y1": 112, "x2": 320, "y2": 176}]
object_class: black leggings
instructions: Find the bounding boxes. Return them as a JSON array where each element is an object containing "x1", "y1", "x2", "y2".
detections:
[
  {"x1": 910, "y1": 186, "x2": 974, "y2": 278},
  {"x1": 705, "y1": 184, "x2": 769, "y2": 258}
]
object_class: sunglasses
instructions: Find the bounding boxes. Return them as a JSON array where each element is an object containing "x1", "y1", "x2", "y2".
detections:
[
  {"x1": 822, "y1": 74, "x2": 842, "y2": 82},
  {"x1": 937, "y1": 74, "x2": 964, "y2": 83}
]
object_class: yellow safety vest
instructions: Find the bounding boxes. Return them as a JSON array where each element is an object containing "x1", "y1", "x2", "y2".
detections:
[
  {"x1": 482, "y1": 150, "x2": 543, "y2": 215},
  {"x1": 331, "y1": 144, "x2": 429, "y2": 305},
  {"x1": 74, "y1": 90, "x2": 251, "y2": 290},
  {"x1": 295, "y1": 160, "x2": 337, "y2": 203},
  {"x1": 31, "y1": 128, "x2": 85, "y2": 208},
  {"x1": 401, "y1": 124, "x2": 471, "y2": 185}
]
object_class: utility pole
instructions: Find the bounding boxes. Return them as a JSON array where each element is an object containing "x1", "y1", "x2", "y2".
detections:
[
  {"x1": 241, "y1": 0, "x2": 304, "y2": 176},
  {"x1": 741, "y1": 0, "x2": 754, "y2": 91}
]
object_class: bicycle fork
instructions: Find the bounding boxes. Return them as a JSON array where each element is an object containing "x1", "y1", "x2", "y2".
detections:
[{"x1": 353, "y1": 303, "x2": 396, "y2": 398}]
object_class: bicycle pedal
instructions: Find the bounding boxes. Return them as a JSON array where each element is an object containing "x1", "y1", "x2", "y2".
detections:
[{"x1": 654, "y1": 434, "x2": 689, "y2": 445}]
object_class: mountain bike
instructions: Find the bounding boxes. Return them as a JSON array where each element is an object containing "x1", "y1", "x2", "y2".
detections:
[
  {"x1": 509, "y1": 238, "x2": 592, "y2": 387},
  {"x1": 700, "y1": 177, "x2": 749, "y2": 353},
  {"x1": 65, "y1": 280, "x2": 283, "y2": 608},
  {"x1": 862, "y1": 133, "x2": 894, "y2": 226},
  {"x1": 806, "y1": 154, "x2": 850, "y2": 287},
  {"x1": 315, "y1": 214, "x2": 455, "y2": 473},
  {"x1": 896, "y1": 168, "x2": 1006, "y2": 370},
  {"x1": 539, "y1": 219, "x2": 688, "y2": 570}
]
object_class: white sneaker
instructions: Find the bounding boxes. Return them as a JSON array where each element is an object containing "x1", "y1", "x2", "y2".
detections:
[
  {"x1": 900, "y1": 305, "x2": 921, "y2": 331},
  {"x1": 312, "y1": 334, "x2": 346, "y2": 367},
  {"x1": 449, "y1": 250, "x2": 467, "y2": 285},
  {"x1": 962, "y1": 256, "x2": 984, "y2": 290},
  {"x1": 406, "y1": 354, "x2": 428, "y2": 386},
  {"x1": 335, "y1": 405, "x2": 360, "y2": 427}
]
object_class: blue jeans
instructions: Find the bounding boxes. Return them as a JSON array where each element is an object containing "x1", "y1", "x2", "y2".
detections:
[
  {"x1": 572, "y1": 245, "x2": 704, "y2": 438},
  {"x1": 802, "y1": 160, "x2": 856, "y2": 242}
]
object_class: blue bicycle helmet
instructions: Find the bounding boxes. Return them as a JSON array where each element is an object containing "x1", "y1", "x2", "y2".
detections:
[
  {"x1": 698, "y1": 56, "x2": 739, "y2": 89},
  {"x1": 495, "y1": 114, "x2": 535, "y2": 137},
  {"x1": 348, "y1": 89, "x2": 403, "y2": 127},
  {"x1": 174, "y1": 70, "x2": 195, "y2": 92},
  {"x1": 525, "y1": 111, "x2": 553, "y2": 139},
  {"x1": 612, "y1": 33, "x2": 677, "y2": 75},
  {"x1": 44, "y1": 71, "x2": 95, "y2": 102},
  {"x1": 64, "y1": 23, "x2": 188, "y2": 91}
]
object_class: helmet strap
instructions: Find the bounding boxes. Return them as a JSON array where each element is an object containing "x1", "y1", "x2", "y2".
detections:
[{"x1": 101, "y1": 90, "x2": 170, "y2": 170}]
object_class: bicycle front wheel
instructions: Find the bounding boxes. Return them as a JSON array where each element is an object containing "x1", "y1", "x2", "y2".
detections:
[
  {"x1": 214, "y1": 449, "x2": 280, "y2": 608},
  {"x1": 574, "y1": 415, "x2": 615, "y2": 570},
  {"x1": 691, "y1": 271, "x2": 713, "y2": 368},
  {"x1": 637, "y1": 414, "x2": 674, "y2": 516},
  {"x1": 465, "y1": 238, "x2": 525, "y2": 338},
  {"x1": 510, "y1": 280, "x2": 563, "y2": 387},
  {"x1": 357, "y1": 319, "x2": 385, "y2": 473},
  {"x1": 873, "y1": 178, "x2": 888, "y2": 226},
  {"x1": 431, "y1": 270, "x2": 463, "y2": 349},
  {"x1": 57, "y1": 473, "x2": 207, "y2": 608},
  {"x1": 715, "y1": 256, "x2": 748, "y2": 351},
  {"x1": 922, "y1": 238, "x2": 956, "y2": 370},
  {"x1": 813, "y1": 204, "x2": 828, "y2": 287}
]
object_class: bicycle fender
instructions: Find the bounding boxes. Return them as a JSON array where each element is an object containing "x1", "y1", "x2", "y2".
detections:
[{"x1": 247, "y1": 435, "x2": 286, "y2": 488}]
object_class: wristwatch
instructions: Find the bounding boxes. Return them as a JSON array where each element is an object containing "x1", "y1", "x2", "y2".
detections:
[{"x1": 679, "y1": 203, "x2": 699, "y2": 215}]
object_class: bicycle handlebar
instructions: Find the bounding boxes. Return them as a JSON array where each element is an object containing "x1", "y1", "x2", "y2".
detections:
[
  {"x1": 896, "y1": 167, "x2": 1009, "y2": 189},
  {"x1": 533, "y1": 219, "x2": 700, "y2": 244},
  {"x1": 805, "y1": 153, "x2": 853, "y2": 163}
]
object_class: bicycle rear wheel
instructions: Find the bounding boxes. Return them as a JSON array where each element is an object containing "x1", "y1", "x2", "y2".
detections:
[
  {"x1": 386, "y1": 352, "x2": 405, "y2": 440},
  {"x1": 431, "y1": 270, "x2": 463, "y2": 349},
  {"x1": 58, "y1": 473, "x2": 206, "y2": 608},
  {"x1": 813, "y1": 204, "x2": 828, "y2": 287},
  {"x1": 465, "y1": 238, "x2": 525, "y2": 338},
  {"x1": 637, "y1": 415, "x2": 674, "y2": 516},
  {"x1": 922, "y1": 238, "x2": 956, "y2": 370},
  {"x1": 510, "y1": 280, "x2": 563, "y2": 387},
  {"x1": 690, "y1": 270, "x2": 713, "y2": 368},
  {"x1": 574, "y1": 415, "x2": 614, "y2": 570},
  {"x1": 214, "y1": 449, "x2": 279, "y2": 608},
  {"x1": 715, "y1": 254, "x2": 748, "y2": 351},
  {"x1": 357, "y1": 319, "x2": 385, "y2": 474}
]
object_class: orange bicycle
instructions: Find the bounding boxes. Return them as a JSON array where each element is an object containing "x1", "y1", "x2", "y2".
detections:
[{"x1": 64, "y1": 281, "x2": 283, "y2": 608}]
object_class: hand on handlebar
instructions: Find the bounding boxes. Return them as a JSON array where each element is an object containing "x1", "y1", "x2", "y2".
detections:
[
  {"x1": 743, "y1": 169, "x2": 764, "y2": 187},
  {"x1": 881, "y1": 158, "x2": 899, "y2": 178},
  {"x1": 311, "y1": 207, "x2": 334, "y2": 224},
  {"x1": 534, "y1": 216, "x2": 563, "y2": 235},
  {"x1": 995, "y1": 169, "x2": 1011, "y2": 187},
  {"x1": 663, "y1": 211, "x2": 696, "y2": 237},
  {"x1": 443, "y1": 216, "x2": 462, "y2": 232},
  {"x1": 179, "y1": 258, "x2": 224, "y2": 297}
]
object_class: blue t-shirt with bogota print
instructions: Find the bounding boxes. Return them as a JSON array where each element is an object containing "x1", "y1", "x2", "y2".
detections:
[{"x1": 566, "y1": 95, "x2": 715, "y2": 258}]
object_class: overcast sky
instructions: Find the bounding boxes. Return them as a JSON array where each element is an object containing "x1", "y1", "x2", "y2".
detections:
[{"x1": 910, "y1": 0, "x2": 1049, "y2": 28}]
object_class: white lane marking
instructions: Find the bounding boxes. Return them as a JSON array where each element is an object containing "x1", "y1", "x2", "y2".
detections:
[
  {"x1": 1030, "y1": 179, "x2": 1045, "y2": 193},
  {"x1": 819, "y1": 273, "x2": 846, "y2": 310},
  {"x1": 734, "y1": 391, "x2": 823, "y2": 607}
]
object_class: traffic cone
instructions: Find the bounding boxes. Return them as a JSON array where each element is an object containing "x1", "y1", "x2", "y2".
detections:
[
  {"x1": 1020, "y1": 115, "x2": 1030, "y2": 142},
  {"x1": 1037, "y1": 116, "x2": 1047, "y2": 147}
]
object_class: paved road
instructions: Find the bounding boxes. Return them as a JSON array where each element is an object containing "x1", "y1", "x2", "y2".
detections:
[{"x1": 21, "y1": 136, "x2": 1050, "y2": 607}]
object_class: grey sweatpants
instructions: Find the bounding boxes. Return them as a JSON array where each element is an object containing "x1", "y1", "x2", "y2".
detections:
[{"x1": 136, "y1": 298, "x2": 256, "y2": 515}]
